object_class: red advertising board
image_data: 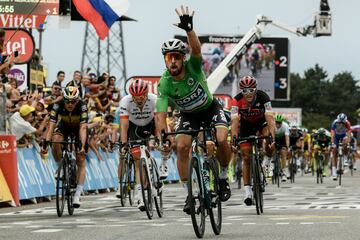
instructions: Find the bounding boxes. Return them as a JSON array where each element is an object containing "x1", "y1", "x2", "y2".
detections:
[
  {"x1": 2, "y1": 28, "x2": 35, "y2": 64},
  {"x1": 0, "y1": 14, "x2": 47, "y2": 29},
  {"x1": 0, "y1": 0, "x2": 59, "y2": 15},
  {"x1": 124, "y1": 76, "x2": 161, "y2": 95}
]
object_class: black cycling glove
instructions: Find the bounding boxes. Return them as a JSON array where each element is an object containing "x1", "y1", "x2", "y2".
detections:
[{"x1": 177, "y1": 12, "x2": 193, "y2": 32}]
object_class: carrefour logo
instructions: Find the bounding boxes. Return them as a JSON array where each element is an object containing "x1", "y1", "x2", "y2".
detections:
[{"x1": 0, "y1": 140, "x2": 9, "y2": 149}]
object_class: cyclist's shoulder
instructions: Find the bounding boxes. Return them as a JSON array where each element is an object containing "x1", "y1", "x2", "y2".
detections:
[{"x1": 256, "y1": 90, "x2": 271, "y2": 102}]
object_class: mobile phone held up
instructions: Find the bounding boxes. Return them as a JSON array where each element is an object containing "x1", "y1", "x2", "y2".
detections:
[{"x1": 14, "y1": 51, "x2": 19, "y2": 58}]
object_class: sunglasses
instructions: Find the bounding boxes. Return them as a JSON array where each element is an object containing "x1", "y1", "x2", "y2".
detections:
[
  {"x1": 242, "y1": 88, "x2": 256, "y2": 94},
  {"x1": 64, "y1": 99, "x2": 77, "y2": 104},
  {"x1": 164, "y1": 52, "x2": 183, "y2": 62}
]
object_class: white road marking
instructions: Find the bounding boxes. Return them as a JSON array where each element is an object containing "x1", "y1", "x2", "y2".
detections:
[{"x1": 32, "y1": 229, "x2": 64, "y2": 233}]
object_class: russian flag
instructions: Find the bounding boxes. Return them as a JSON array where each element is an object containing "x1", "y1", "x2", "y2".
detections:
[{"x1": 73, "y1": 0, "x2": 130, "y2": 40}]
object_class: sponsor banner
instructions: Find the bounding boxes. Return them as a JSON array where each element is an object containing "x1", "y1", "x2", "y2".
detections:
[
  {"x1": 214, "y1": 94, "x2": 232, "y2": 110},
  {"x1": 273, "y1": 108, "x2": 302, "y2": 126},
  {"x1": 124, "y1": 76, "x2": 160, "y2": 95},
  {"x1": 15, "y1": 146, "x2": 180, "y2": 201},
  {"x1": 0, "y1": 14, "x2": 47, "y2": 29},
  {"x1": 0, "y1": 0, "x2": 59, "y2": 16},
  {"x1": 9, "y1": 64, "x2": 28, "y2": 92},
  {"x1": 17, "y1": 148, "x2": 55, "y2": 200},
  {"x1": 3, "y1": 28, "x2": 35, "y2": 64}
]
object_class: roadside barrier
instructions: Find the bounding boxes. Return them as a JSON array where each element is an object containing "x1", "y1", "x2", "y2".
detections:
[{"x1": 0, "y1": 144, "x2": 180, "y2": 207}]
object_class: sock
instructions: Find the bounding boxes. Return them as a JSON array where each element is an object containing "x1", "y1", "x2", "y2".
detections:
[
  {"x1": 75, "y1": 185, "x2": 83, "y2": 197},
  {"x1": 182, "y1": 182, "x2": 188, "y2": 194},
  {"x1": 220, "y1": 166, "x2": 228, "y2": 179},
  {"x1": 136, "y1": 184, "x2": 141, "y2": 195}
]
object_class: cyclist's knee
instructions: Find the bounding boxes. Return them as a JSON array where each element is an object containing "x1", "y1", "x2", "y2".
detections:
[{"x1": 177, "y1": 141, "x2": 191, "y2": 153}]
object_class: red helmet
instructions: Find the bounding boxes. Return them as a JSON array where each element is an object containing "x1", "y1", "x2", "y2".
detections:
[
  {"x1": 239, "y1": 76, "x2": 257, "y2": 89},
  {"x1": 129, "y1": 79, "x2": 148, "y2": 96}
]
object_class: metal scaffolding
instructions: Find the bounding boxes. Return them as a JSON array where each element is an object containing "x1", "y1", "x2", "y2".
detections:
[{"x1": 80, "y1": 21, "x2": 127, "y2": 89}]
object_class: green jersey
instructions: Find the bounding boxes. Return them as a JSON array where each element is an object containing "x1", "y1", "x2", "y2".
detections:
[{"x1": 156, "y1": 55, "x2": 213, "y2": 113}]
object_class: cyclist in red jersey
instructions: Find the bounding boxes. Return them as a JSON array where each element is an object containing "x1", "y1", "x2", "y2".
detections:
[{"x1": 230, "y1": 76, "x2": 275, "y2": 206}]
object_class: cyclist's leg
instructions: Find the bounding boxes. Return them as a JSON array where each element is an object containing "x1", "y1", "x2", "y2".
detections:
[
  {"x1": 52, "y1": 124, "x2": 65, "y2": 165},
  {"x1": 241, "y1": 145, "x2": 252, "y2": 205}
]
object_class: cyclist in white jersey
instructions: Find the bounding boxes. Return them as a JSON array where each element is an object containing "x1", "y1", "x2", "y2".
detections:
[{"x1": 116, "y1": 79, "x2": 167, "y2": 211}]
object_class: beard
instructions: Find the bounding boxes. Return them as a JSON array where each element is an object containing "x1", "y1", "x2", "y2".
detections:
[{"x1": 169, "y1": 64, "x2": 183, "y2": 76}]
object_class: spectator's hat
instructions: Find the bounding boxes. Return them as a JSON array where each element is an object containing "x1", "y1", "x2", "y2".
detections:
[
  {"x1": 20, "y1": 104, "x2": 35, "y2": 117},
  {"x1": 37, "y1": 99, "x2": 48, "y2": 109}
]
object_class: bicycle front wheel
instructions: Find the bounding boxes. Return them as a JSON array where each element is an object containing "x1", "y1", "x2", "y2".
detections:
[
  {"x1": 67, "y1": 161, "x2": 75, "y2": 216},
  {"x1": 128, "y1": 159, "x2": 136, "y2": 206},
  {"x1": 150, "y1": 158, "x2": 163, "y2": 218},
  {"x1": 56, "y1": 163, "x2": 66, "y2": 217},
  {"x1": 140, "y1": 157, "x2": 153, "y2": 219},
  {"x1": 252, "y1": 156, "x2": 263, "y2": 215},
  {"x1": 208, "y1": 157, "x2": 222, "y2": 235},
  {"x1": 120, "y1": 159, "x2": 128, "y2": 207},
  {"x1": 188, "y1": 157, "x2": 205, "y2": 238}
]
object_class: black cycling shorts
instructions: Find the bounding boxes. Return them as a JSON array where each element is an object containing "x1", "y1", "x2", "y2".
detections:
[
  {"x1": 239, "y1": 118, "x2": 267, "y2": 138},
  {"x1": 175, "y1": 99, "x2": 228, "y2": 135},
  {"x1": 54, "y1": 121, "x2": 86, "y2": 150},
  {"x1": 128, "y1": 119, "x2": 156, "y2": 142}
]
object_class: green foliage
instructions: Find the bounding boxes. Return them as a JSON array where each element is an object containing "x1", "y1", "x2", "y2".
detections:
[{"x1": 273, "y1": 64, "x2": 359, "y2": 129}]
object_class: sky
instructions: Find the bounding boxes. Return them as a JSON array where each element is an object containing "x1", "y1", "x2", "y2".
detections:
[{"x1": 32, "y1": 0, "x2": 360, "y2": 86}]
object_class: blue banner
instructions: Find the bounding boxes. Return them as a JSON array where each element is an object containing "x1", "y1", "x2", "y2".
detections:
[{"x1": 17, "y1": 147, "x2": 180, "y2": 200}]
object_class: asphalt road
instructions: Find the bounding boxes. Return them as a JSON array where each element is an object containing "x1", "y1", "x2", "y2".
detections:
[{"x1": 1, "y1": 169, "x2": 360, "y2": 240}]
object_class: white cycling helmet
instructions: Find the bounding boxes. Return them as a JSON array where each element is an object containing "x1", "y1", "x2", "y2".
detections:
[{"x1": 161, "y1": 38, "x2": 187, "y2": 55}]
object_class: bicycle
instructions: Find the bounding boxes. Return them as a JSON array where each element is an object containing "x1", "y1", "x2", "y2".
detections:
[
  {"x1": 272, "y1": 145, "x2": 282, "y2": 188},
  {"x1": 117, "y1": 143, "x2": 136, "y2": 207},
  {"x1": 234, "y1": 135, "x2": 271, "y2": 215},
  {"x1": 346, "y1": 143, "x2": 354, "y2": 176},
  {"x1": 289, "y1": 146, "x2": 297, "y2": 183},
  {"x1": 133, "y1": 137, "x2": 164, "y2": 220},
  {"x1": 337, "y1": 140, "x2": 345, "y2": 186},
  {"x1": 162, "y1": 126, "x2": 222, "y2": 238},
  {"x1": 50, "y1": 135, "x2": 78, "y2": 217},
  {"x1": 236, "y1": 151, "x2": 243, "y2": 189},
  {"x1": 313, "y1": 146, "x2": 325, "y2": 184}
]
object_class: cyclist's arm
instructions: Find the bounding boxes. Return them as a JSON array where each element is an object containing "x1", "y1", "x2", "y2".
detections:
[
  {"x1": 45, "y1": 121, "x2": 56, "y2": 142},
  {"x1": 264, "y1": 111, "x2": 275, "y2": 139},
  {"x1": 155, "y1": 83, "x2": 169, "y2": 137},
  {"x1": 187, "y1": 30, "x2": 201, "y2": 58},
  {"x1": 120, "y1": 117, "x2": 129, "y2": 144},
  {"x1": 79, "y1": 123, "x2": 87, "y2": 148},
  {"x1": 230, "y1": 103, "x2": 239, "y2": 140}
]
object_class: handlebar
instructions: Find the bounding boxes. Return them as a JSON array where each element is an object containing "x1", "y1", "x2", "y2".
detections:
[{"x1": 233, "y1": 135, "x2": 273, "y2": 147}]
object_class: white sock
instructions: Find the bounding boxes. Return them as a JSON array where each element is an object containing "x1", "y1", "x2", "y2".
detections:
[
  {"x1": 75, "y1": 185, "x2": 83, "y2": 197},
  {"x1": 182, "y1": 182, "x2": 188, "y2": 194},
  {"x1": 136, "y1": 184, "x2": 141, "y2": 196},
  {"x1": 220, "y1": 166, "x2": 228, "y2": 179},
  {"x1": 332, "y1": 166, "x2": 336, "y2": 175}
]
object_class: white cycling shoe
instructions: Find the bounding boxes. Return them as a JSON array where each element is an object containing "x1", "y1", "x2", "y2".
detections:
[
  {"x1": 73, "y1": 196, "x2": 81, "y2": 208},
  {"x1": 115, "y1": 184, "x2": 121, "y2": 199},
  {"x1": 243, "y1": 186, "x2": 253, "y2": 206},
  {"x1": 159, "y1": 162, "x2": 169, "y2": 180},
  {"x1": 137, "y1": 199, "x2": 145, "y2": 212}
]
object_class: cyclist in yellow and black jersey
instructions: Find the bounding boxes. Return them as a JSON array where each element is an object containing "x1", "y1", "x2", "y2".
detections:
[{"x1": 44, "y1": 86, "x2": 88, "y2": 208}]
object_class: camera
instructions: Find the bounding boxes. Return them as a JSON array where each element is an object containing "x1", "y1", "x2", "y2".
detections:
[{"x1": 314, "y1": 0, "x2": 332, "y2": 37}]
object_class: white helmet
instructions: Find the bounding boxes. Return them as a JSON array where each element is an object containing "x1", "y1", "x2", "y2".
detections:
[{"x1": 161, "y1": 38, "x2": 187, "y2": 55}]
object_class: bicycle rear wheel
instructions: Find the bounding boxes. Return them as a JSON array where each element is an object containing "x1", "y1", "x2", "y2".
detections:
[
  {"x1": 188, "y1": 157, "x2": 205, "y2": 238},
  {"x1": 140, "y1": 157, "x2": 153, "y2": 219},
  {"x1": 152, "y1": 158, "x2": 163, "y2": 218},
  {"x1": 56, "y1": 163, "x2": 66, "y2": 217},
  {"x1": 208, "y1": 157, "x2": 222, "y2": 235}
]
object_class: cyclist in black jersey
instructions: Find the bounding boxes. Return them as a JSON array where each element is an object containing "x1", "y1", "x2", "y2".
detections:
[{"x1": 43, "y1": 86, "x2": 88, "y2": 208}]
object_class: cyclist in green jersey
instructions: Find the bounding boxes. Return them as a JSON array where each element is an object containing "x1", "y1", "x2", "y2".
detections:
[{"x1": 156, "y1": 6, "x2": 232, "y2": 214}]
